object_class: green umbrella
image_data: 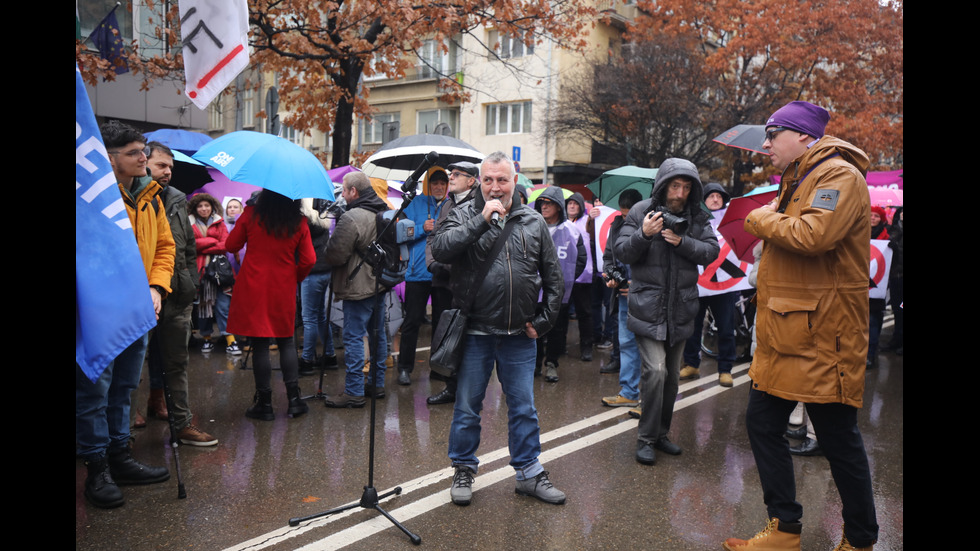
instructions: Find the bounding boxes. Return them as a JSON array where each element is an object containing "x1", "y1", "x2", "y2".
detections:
[{"x1": 587, "y1": 166, "x2": 658, "y2": 206}]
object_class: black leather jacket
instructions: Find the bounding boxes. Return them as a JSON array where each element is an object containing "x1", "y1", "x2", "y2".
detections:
[{"x1": 431, "y1": 189, "x2": 563, "y2": 336}]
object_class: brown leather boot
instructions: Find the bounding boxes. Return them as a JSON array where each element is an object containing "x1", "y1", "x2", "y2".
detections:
[
  {"x1": 723, "y1": 518, "x2": 802, "y2": 550},
  {"x1": 147, "y1": 388, "x2": 169, "y2": 420}
]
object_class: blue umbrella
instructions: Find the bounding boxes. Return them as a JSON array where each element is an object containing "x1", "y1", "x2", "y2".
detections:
[
  {"x1": 145, "y1": 128, "x2": 213, "y2": 155},
  {"x1": 193, "y1": 131, "x2": 334, "y2": 200}
]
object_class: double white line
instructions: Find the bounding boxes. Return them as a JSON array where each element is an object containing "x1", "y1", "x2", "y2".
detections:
[{"x1": 225, "y1": 364, "x2": 751, "y2": 551}]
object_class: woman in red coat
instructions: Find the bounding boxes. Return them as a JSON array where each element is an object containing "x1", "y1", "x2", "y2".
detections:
[{"x1": 226, "y1": 190, "x2": 316, "y2": 420}]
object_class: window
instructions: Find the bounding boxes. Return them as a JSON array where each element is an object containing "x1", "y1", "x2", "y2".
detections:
[
  {"x1": 209, "y1": 103, "x2": 224, "y2": 130},
  {"x1": 282, "y1": 125, "x2": 301, "y2": 145},
  {"x1": 362, "y1": 113, "x2": 400, "y2": 145},
  {"x1": 239, "y1": 87, "x2": 256, "y2": 128},
  {"x1": 417, "y1": 109, "x2": 458, "y2": 137},
  {"x1": 78, "y1": 1, "x2": 133, "y2": 43},
  {"x1": 486, "y1": 102, "x2": 532, "y2": 135},
  {"x1": 418, "y1": 38, "x2": 460, "y2": 79},
  {"x1": 488, "y1": 30, "x2": 535, "y2": 59}
]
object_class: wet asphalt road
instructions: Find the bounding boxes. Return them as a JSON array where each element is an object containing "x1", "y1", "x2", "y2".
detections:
[{"x1": 76, "y1": 316, "x2": 903, "y2": 550}]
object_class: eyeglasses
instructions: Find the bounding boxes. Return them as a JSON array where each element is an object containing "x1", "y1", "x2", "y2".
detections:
[
  {"x1": 764, "y1": 127, "x2": 791, "y2": 143},
  {"x1": 108, "y1": 146, "x2": 150, "y2": 158},
  {"x1": 449, "y1": 171, "x2": 474, "y2": 179}
]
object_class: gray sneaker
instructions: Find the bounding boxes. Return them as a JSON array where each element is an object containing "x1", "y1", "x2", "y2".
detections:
[
  {"x1": 450, "y1": 466, "x2": 475, "y2": 506},
  {"x1": 515, "y1": 471, "x2": 566, "y2": 504},
  {"x1": 544, "y1": 362, "x2": 559, "y2": 383}
]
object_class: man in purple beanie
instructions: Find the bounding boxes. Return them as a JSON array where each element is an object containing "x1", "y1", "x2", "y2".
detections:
[{"x1": 723, "y1": 101, "x2": 879, "y2": 551}]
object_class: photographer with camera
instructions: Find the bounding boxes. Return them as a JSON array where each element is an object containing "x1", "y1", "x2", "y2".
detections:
[
  {"x1": 599, "y1": 189, "x2": 643, "y2": 409},
  {"x1": 323, "y1": 172, "x2": 391, "y2": 408},
  {"x1": 614, "y1": 158, "x2": 719, "y2": 466}
]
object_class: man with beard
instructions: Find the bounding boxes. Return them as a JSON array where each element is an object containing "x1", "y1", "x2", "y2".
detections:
[
  {"x1": 614, "y1": 158, "x2": 719, "y2": 466},
  {"x1": 143, "y1": 142, "x2": 218, "y2": 446}
]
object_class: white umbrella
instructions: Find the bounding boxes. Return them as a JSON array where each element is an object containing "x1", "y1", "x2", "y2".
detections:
[{"x1": 361, "y1": 134, "x2": 484, "y2": 181}]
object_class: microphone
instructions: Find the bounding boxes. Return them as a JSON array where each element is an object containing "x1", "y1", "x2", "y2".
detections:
[
  {"x1": 490, "y1": 212, "x2": 500, "y2": 226},
  {"x1": 401, "y1": 151, "x2": 440, "y2": 195}
]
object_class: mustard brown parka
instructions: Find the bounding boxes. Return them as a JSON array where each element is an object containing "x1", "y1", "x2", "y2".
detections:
[
  {"x1": 744, "y1": 136, "x2": 871, "y2": 408},
  {"x1": 117, "y1": 176, "x2": 175, "y2": 296}
]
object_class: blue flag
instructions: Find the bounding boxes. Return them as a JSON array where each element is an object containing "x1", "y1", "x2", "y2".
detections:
[
  {"x1": 89, "y1": 6, "x2": 129, "y2": 75},
  {"x1": 76, "y1": 64, "x2": 156, "y2": 383}
]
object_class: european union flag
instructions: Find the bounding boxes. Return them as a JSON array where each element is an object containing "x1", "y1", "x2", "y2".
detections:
[
  {"x1": 89, "y1": 6, "x2": 129, "y2": 75},
  {"x1": 76, "y1": 64, "x2": 156, "y2": 382}
]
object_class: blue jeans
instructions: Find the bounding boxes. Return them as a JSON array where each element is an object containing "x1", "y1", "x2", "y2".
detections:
[
  {"x1": 342, "y1": 296, "x2": 387, "y2": 396},
  {"x1": 75, "y1": 332, "x2": 149, "y2": 459},
  {"x1": 449, "y1": 334, "x2": 543, "y2": 480},
  {"x1": 199, "y1": 290, "x2": 231, "y2": 337},
  {"x1": 301, "y1": 271, "x2": 335, "y2": 362},
  {"x1": 617, "y1": 295, "x2": 641, "y2": 400}
]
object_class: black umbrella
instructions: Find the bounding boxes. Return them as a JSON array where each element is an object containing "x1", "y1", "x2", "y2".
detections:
[
  {"x1": 361, "y1": 134, "x2": 484, "y2": 181},
  {"x1": 712, "y1": 124, "x2": 769, "y2": 155}
]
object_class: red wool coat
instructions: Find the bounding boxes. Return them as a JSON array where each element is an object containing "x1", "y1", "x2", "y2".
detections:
[{"x1": 226, "y1": 206, "x2": 315, "y2": 338}]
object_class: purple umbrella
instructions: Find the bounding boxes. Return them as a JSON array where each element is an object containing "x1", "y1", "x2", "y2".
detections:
[{"x1": 192, "y1": 168, "x2": 262, "y2": 210}]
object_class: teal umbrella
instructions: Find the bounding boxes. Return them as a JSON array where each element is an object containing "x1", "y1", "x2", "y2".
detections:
[
  {"x1": 516, "y1": 173, "x2": 534, "y2": 190},
  {"x1": 587, "y1": 166, "x2": 658, "y2": 206}
]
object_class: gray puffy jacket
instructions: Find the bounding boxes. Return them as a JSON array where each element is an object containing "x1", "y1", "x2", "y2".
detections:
[{"x1": 614, "y1": 159, "x2": 719, "y2": 344}]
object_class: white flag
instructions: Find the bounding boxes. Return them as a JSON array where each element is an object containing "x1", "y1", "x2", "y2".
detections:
[{"x1": 179, "y1": 0, "x2": 249, "y2": 110}]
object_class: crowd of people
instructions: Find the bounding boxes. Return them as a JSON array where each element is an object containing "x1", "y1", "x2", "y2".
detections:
[{"x1": 79, "y1": 100, "x2": 899, "y2": 550}]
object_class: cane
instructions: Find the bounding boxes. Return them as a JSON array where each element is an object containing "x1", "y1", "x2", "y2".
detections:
[{"x1": 159, "y1": 367, "x2": 187, "y2": 499}]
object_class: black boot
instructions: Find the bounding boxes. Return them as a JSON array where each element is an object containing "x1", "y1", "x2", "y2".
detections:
[
  {"x1": 286, "y1": 384, "x2": 308, "y2": 418},
  {"x1": 84, "y1": 455, "x2": 125, "y2": 508},
  {"x1": 107, "y1": 448, "x2": 170, "y2": 486},
  {"x1": 246, "y1": 389, "x2": 275, "y2": 421}
]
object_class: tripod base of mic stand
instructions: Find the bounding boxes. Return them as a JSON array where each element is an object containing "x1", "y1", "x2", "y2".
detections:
[{"x1": 288, "y1": 485, "x2": 421, "y2": 545}]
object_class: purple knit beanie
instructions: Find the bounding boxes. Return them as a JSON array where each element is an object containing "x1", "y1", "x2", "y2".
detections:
[{"x1": 766, "y1": 101, "x2": 830, "y2": 138}]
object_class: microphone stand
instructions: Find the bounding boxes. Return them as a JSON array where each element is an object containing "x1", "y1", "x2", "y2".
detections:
[{"x1": 288, "y1": 181, "x2": 425, "y2": 546}]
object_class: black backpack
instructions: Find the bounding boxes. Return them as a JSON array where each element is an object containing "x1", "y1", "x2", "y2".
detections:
[
  {"x1": 352, "y1": 210, "x2": 415, "y2": 290},
  {"x1": 204, "y1": 254, "x2": 236, "y2": 288}
]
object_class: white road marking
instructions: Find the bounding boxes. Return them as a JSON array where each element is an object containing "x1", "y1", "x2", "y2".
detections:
[{"x1": 224, "y1": 363, "x2": 754, "y2": 550}]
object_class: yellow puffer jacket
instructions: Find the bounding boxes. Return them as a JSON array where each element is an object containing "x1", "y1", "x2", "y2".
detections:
[
  {"x1": 117, "y1": 177, "x2": 175, "y2": 295},
  {"x1": 744, "y1": 136, "x2": 870, "y2": 407}
]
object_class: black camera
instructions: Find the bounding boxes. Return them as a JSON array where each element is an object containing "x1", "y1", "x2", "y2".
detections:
[
  {"x1": 314, "y1": 198, "x2": 346, "y2": 219},
  {"x1": 646, "y1": 205, "x2": 689, "y2": 234},
  {"x1": 603, "y1": 264, "x2": 629, "y2": 289}
]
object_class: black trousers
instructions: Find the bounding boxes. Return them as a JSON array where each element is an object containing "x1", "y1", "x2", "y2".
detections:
[
  {"x1": 398, "y1": 281, "x2": 432, "y2": 373},
  {"x1": 746, "y1": 387, "x2": 878, "y2": 547},
  {"x1": 537, "y1": 303, "x2": 570, "y2": 367}
]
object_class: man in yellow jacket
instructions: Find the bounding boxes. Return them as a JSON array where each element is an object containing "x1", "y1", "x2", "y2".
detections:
[
  {"x1": 76, "y1": 121, "x2": 175, "y2": 509},
  {"x1": 724, "y1": 102, "x2": 878, "y2": 551}
]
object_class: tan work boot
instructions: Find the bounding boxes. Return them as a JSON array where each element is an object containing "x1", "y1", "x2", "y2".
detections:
[
  {"x1": 831, "y1": 532, "x2": 874, "y2": 551},
  {"x1": 723, "y1": 518, "x2": 801, "y2": 550},
  {"x1": 719, "y1": 372, "x2": 734, "y2": 387},
  {"x1": 679, "y1": 365, "x2": 700, "y2": 380}
]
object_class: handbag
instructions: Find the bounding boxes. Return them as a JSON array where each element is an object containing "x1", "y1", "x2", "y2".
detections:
[{"x1": 429, "y1": 219, "x2": 515, "y2": 377}]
